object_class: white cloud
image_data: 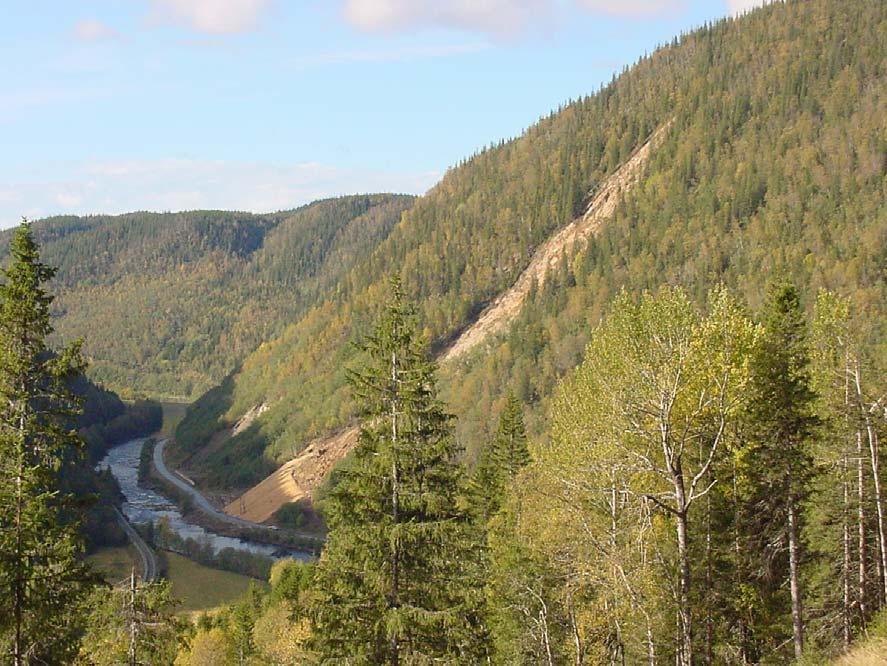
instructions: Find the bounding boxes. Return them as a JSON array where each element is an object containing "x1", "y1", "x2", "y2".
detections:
[
  {"x1": 0, "y1": 159, "x2": 439, "y2": 228},
  {"x1": 72, "y1": 19, "x2": 120, "y2": 42},
  {"x1": 0, "y1": 87, "x2": 114, "y2": 120},
  {"x1": 343, "y1": 0, "x2": 549, "y2": 38},
  {"x1": 728, "y1": 0, "x2": 770, "y2": 15},
  {"x1": 576, "y1": 0, "x2": 683, "y2": 17},
  {"x1": 147, "y1": 0, "x2": 273, "y2": 34},
  {"x1": 343, "y1": 0, "x2": 688, "y2": 36}
]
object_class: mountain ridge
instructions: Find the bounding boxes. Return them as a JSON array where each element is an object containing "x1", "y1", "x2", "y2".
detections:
[
  {"x1": 223, "y1": 117, "x2": 675, "y2": 522},
  {"x1": 0, "y1": 194, "x2": 415, "y2": 398},
  {"x1": 175, "y1": 0, "x2": 885, "y2": 492}
]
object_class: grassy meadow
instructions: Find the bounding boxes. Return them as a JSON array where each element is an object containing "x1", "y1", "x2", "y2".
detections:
[{"x1": 162, "y1": 551, "x2": 268, "y2": 613}]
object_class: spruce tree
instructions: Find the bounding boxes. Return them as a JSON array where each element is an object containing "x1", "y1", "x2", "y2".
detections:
[
  {"x1": 471, "y1": 391, "x2": 531, "y2": 523},
  {"x1": 77, "y1": 576, "x2": 182, "y2": 665},
  {"x1": 0, "y1": 222, "x2": 91, "y2": 664},
  {"x1": 309, "y1": 278, "x2": 486, "y2": 663},
  {"x1": 740, "y1": 281, "x2": 818, "y2": 660}
]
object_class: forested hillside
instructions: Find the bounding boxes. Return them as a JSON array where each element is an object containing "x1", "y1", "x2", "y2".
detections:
[
  {"x1": 0, "y1": 194, "x2": 414, "y2": 398},
  {"x1": 176, "y1": 0, "x2": 886, "y2": 490},
  {"x1": 3, "y1": 0, "x2": 886, "y2": 662}
]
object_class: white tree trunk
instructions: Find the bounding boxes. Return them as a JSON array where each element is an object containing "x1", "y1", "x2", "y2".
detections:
[
  {"x1": 857, "y1": 429, "x2": 867, "y2": 623},
  {"x1": 788, "y1": 499, "x2": 804, "y2": 660},
  {"x1": 856, "y1": 367, "x2": 887, "y2": 603},
  {"x1": 843, "y1": 455, "x2": 851, "y2": 649}
]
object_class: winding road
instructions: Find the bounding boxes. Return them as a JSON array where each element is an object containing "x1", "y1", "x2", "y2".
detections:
[
  {"x1": 153, "y1": 439, "x2": 322, "y2": 545},
  {"x1": 112, "y1": 506, "x2": 158, "y2": 582},
  {"x1": 153, "y1": 439, "x2": 267, "y2": 530}
]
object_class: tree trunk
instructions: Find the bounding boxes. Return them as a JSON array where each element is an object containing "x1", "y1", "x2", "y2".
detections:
[
  {"x1": 843, "y1": 454, "x2": 851, "y2": 650},
  {"x1": 869, "y1": 425, "x2": 887, "y2": 607},
  {"x1": 849, "y1": 364, "x2": 868, "y2": 625},
  {"x1": 787, "y1": 498, "x2": 804, "y2": 660},
  {"x1": 856, "y1": 367, "x2": 887, "y2": 604},
  {"x1": 14, "y1": 468, "x2": 23, "y2": 666},
  {"x1": 733, "y1": 464, "x2": 752, "y2": 665},
  {"x1": 390, "y1": 348, "x2": 400, "y2": 666},
  {"x1": 865, "y1": 424, "x2": 887, "y2": 603},
  {"x1": 705, "y1": 493, "x2": 713, "y2": 666},
  {"x1": 539, "y1": 598, "x2": 555, "y2": 666},
  {"x1": 646, "y1": 620, "x2": 656, "y2": 666},
  {"x1": 13, "y1": 407, "x2": 26, "y2": 666},
  {"x1": 857, "y1": 429, "x2": 867, "y2": 624},
  {"x1": 675, "y1": 506, "x2": 693, "y2": 666},
  {"x1": 569, "y1": 601, "x2": 583, "y2": 666}
]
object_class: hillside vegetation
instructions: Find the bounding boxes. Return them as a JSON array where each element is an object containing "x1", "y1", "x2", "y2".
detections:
[
  {"x1": 223, "y1": 117, "x2": 670, "y2": 518},
  {"x1": 0, "y1": 195, "x2": 414, "y2": 399},
  {"x1": 3, "y1": 0, "x2": 887, "y2": 662},
  {"x1": 177, "y1": 0, "x2": 886, "y2": 490}
]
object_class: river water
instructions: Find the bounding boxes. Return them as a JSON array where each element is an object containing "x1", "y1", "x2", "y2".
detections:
[{"x1": 97, "y1": 437, "x2": 308, "y2": 560}]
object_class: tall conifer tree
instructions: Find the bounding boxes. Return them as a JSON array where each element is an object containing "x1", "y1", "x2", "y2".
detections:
[
  {"x1": 310, "y1": 278, "x2": 486, "y2": 663},
  {"x1": 740, "y1": 282, "x2": 818, "y2": 660},
  {"x1": 0, "y1": 222, "x2": 90, "y2": 664},
  {"x1": 471, "y1": 391, "x2": 531, "y2": 523}
]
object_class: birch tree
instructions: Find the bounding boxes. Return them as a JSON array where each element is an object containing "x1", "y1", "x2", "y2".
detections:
[
  {"x1": 524, "y1": 287, "x2": 756, "y2": 664},
  {"x1": 811, "y1": 291, "x2": 866, "y2": 642},
  {"x1": 812, "y1": 291, "x2": 887, "y2": 635}
]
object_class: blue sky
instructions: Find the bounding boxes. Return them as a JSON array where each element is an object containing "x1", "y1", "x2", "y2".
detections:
[{"x1": 0, "y1": 0, "x2": 766, "y2": 227}]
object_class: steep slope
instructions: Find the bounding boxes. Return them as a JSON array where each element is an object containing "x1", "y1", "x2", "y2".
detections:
[
  {"x1": 0, "y1": 195, "x2": 414, "y2": 398},
  {"x1": 443, "y1": 120, "x2": 673, "y2": 361},
  {"x1": 174, "y1": 29, "x2": 675, "y2": 488},
  {"x1": 224, "y1": 119, "x2": 673, "y2": 521},
  {"x1": 225, "y1": 427, "x2": 357, "y2": 523},
  {"x1": 178, "y1": 0, "x2": 885, "y2": 496}
]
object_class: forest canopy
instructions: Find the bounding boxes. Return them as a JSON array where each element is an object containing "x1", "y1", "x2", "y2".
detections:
[{"x1": 173, "y1": 0, "x2": 885, "y2": 490}]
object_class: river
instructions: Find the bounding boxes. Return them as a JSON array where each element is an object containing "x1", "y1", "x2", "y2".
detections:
[{"x1": 97, "y1": 437, "x2": 310, "y2": 561}]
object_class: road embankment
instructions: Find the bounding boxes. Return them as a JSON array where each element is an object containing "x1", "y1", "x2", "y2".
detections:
[
  {"x1": 150, "y1": 438, "x2": 324, "y2": 553},
  {"x1": 112, "y1": 506, "x2": 158, "y2": 581}
]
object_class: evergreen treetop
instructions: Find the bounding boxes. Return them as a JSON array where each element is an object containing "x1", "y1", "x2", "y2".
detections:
[
  {"x1": 0, "y1": 222, "x2": 90, "y2": 664},
  {"x1": 310, "y1": 278, "x2": 487, "y2": 663}
]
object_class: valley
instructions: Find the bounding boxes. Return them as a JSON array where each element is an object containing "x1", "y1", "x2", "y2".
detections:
[
  {"x1": 0, "y1": 0, "x2": 884, "y2": 661},
  {"x1": 223, "y1": 116, "x2": 677, "y2": 524},
  {"x1": 88, "y1": 399, "x2": 306, "y2": 615},
  {"x1": 98, "y1": 436, "x2": 309, "y2": 558},
  {"x1": 169, "y1": 0, "x2": 887, "y2": 507}
]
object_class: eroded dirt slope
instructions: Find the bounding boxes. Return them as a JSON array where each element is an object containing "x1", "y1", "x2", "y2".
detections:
[
  {"x1": 224, "y1": 122, "x2": 671, "y2": 523},
  {"x1": 444, "y1": 120, "x2": 672, "y2": 361},
  {"x1": 224, "y1": 427, "x2": 358, "y2": 523}
]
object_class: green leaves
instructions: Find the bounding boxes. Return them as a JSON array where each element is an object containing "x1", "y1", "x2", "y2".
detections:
[
  {"x1": 506, "y1": 286, "x2": 762, "y2": 662},
  {"x1": 0, "y1": 223, "x2": 92, "y2": 663},
  {"x1": 469, "y1": 391, "x2": 531, "y2": 523},
  {"x1": 77, "y1": 579, "x2": 183, "y2": 665},
  {"x1": 310, "y1": 280, "x2": 487, "y2": 663}
]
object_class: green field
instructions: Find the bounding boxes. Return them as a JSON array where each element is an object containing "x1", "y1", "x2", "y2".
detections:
[
  {"x1": 88, "y1": 546, "x2": 268, "y2": 613},
  {"x1": 163, "y1": 551, "x2": 268, "y2": 613},
  {"x1": 159, "y1": 401, "x2": 190, "y2": 439},
  {"x1": 87, "y1": 546, "x2": 139, "y2": 584}
]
